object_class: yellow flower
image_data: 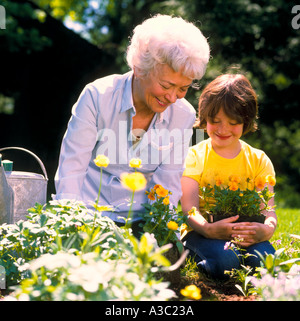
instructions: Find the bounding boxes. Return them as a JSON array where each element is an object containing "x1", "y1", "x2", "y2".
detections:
[
  {"x1": 180, "y1": 285, "x2": 202, "y2": 300},
  {"x1": 255, "y1": 176, "x2": 266, "y2": 189},
  {"x1": 229, "y1": 175, "x2": 241, "y2": 184},
  {"x1": 188, "y1": 207, "x2": 197, "y2": 216},
  {"x1": 147, "y1": 189, "x2": 156, "y2": 201},
  {"x1": 181, "y1": 223, "x2": 188, "y2": 230},
  {"x1": 215, "y1": 176, "x2": 224, "y2": 186},
  {"x1": 239, "y1": 193, "x2": 244, "y2": 197},
  {"x1": 163, "y1": 196, "x2": 170, "y2": 205},
  {"x1": 156, "y1": 185, "x2": 169, "y2": 198},
  {"x1": 120, "y1": 172, "x2": 147, "y2": 191},
  {"x1": 94, "y1": 155, "x2": 110, "y2": 168},
  {"x1": 266, "y1": 175, "x2": 276, "y2": 187},
  {"x1": 229, "y1": 181, "x2": 238, "y2": 191},
  {"x1": 167, "y1": 221, "x2": 178, "y2": 230},
  {"x1": 129, "y1": 158, "x2": 142, "y2": 169}
]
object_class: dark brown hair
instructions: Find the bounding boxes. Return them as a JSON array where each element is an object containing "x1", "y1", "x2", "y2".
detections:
[{"x1": 195, "y1": 74, "x2": 258, "y2": 135}]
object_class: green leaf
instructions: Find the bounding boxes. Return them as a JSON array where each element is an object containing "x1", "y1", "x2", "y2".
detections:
[
  {"x1": 264, "y1": 254, "x2": 274, "y2": 270},
  {"x1": 235, "y1": 284, "x2": 246, "y2": 296},
  {"x1": 274, "y1": 248, "x2": 285, "y2": 257},
  {"x1": 39, "y1": 214, "x2": 48, "y2": 227},
  {"x1": 176, "y1": 241, "x2": 184, "y2": 254}
]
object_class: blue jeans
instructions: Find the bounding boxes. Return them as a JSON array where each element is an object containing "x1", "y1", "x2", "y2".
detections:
[{"x1": 183, "y1": 231, "x2": 275, "y2": 280}]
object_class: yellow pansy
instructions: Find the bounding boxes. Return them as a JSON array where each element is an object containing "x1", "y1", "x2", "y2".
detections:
[
  {"x1": 163, "y1": 196, "x2": 170, "y2": 205},
  {"x1": 229, "y1": 181, "x2": 238, "y2": 191},
  {"x1": 147, "y1": 189, "x2": 156, "y2": 201},
  {"x1": 215, "y1": 176, "x2": 224, "y2": 186},
  {"x1": 156, "y1": 185, "x2": 169, "y2": 198},
  {"x1": 229, "y1": 175, "x2": 241, "y2": 184},
  {"x1": 266, "y1": 175, "x2": 276, "y2": 187},
  {"x1": 255, "y1": 176, "x2": 266, "y2": 189}
]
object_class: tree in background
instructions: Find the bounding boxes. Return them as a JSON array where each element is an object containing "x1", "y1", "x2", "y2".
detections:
[{"x1": 1, "y1": 0, "x2": 299, "y2": 206}]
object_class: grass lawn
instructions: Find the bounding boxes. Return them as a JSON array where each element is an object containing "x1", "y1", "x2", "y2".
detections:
[{"x1": 271, "y1": 208, "x2": 300, "y2": 251}]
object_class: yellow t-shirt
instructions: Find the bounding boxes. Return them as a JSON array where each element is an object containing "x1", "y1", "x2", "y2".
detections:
[{"x1": 181, "y1": 138, "x2": 275, "y2": 237}]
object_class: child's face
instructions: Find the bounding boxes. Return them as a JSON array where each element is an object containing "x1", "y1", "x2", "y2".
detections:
[{"x1": 206, "y1": 107, "x2": 244, "y2": 153}]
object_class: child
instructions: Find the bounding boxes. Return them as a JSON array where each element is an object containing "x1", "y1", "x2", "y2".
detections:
[{"x1": 181, "y1": 74, "x2": 276, "y2": 279}]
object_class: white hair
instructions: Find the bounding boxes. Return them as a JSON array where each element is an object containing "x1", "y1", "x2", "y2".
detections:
[{"x1": 126, "y1": 14, "x2": 210, "y2": 80}]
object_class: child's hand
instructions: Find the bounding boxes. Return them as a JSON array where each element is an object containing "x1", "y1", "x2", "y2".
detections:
[
  {"x1": 231, "y1": 222, "x2": 271, "y2": 247},
  {"x1": 206, "y1": 215, "x2": 241, "y2": 240}
]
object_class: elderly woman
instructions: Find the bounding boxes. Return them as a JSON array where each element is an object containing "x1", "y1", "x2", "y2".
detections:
[{"x1": 54, "y1": 14, "x2": 210, "y2": 226}]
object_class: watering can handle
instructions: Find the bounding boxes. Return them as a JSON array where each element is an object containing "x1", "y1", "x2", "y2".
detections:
[{"x1": 0, "y1": 147, "x2": 48, "y2": 181}]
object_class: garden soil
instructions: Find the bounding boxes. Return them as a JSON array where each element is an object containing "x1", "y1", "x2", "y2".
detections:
[
  {"x1": 171, "y1": 276, "x2": 258, "y2": 301},
  {"x1": 158, "y1": 245, "x2": 258, "y2": 301}
]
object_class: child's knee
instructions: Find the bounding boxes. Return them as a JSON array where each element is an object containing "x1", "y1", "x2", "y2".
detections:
[{"x1": 201, "y1": 251, "x2": 240, "y2": 280}]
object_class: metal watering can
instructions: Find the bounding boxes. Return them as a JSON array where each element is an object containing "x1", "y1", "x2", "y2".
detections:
[{"x1": 0, "y1": 147, "x2": 48, "y2": 224}]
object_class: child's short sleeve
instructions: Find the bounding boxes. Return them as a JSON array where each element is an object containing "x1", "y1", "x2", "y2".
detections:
[
  {"x1": 182, "y1": 147, "x2": 203, "y2": 184},
  {"x1": 256, "y1": 152, "x2": 276, "y2": 178}
]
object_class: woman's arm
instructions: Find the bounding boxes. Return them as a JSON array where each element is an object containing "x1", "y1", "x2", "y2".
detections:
[{"x1": 55, "y1": 85, "x2": 97, "y2": 200}]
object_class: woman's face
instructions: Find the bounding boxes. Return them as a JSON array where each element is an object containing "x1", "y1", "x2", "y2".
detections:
[
  {"x1": 133, "y1": 64, "x2": 192, "y2": 114},
  {"x1": 206, "y1": 107, "x2": 244, "y2": 154}
]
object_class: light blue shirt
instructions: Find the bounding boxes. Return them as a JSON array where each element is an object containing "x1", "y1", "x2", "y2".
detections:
[{"x1": 54, "y1": 71, "x2": 196, "y2": 222}]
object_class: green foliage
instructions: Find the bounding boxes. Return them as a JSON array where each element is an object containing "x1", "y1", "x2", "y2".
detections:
[
  {"x1": 271, "y1": 208, "x2": 300, "y2": 257},
  {"x1": 223, "y1": 209, "x2": 300, "y2": 300},
  {"x1": 8, "y1": 246, "x2": 174, "y2": 301},
  {"x1": 2, "y1": 0, "x2": 300, "y2": 197},
  {"x1": 0, "y1": 200, "x2": 176, "y2": 301},
  {"x1": 33, "y1": 0, "x2": 89, "y2": 20},
  {"x1": 251, "y1": 209, "x2": 300, "y2": 300},
  {"x1": 141, "y1": 185, "x2": 187, "y2": 251},
  {"x1": 0, "y1": 0, "x2": 52, "y2": 53},
  {"x1": 200, "y1": 178, "x2": 275, "y2": 217},
  {"x1": 245, "y1": 123, "x2": 300, "y2": 208},
  {"x1": 225, "y1": 264, "x2": 258, "y2": 297},
  {"x1": 0, "y1": 200, "x2": 118, "y2": 285},
  {"x1": 252, "y1": 244, "x2": 300, "y2": 301},
  {"x1": 223, "y1": 239, "x2": 259, "y2": 296}
]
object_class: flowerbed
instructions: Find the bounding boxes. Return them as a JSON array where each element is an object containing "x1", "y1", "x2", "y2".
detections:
[
  {"x1": 0, "y1": 200, "x2": 178, "y2": 300},
  {"x1": 0, "y1": 156, "x2": 299, "y2": 301},
  {"x1": 1, "y1": 203, "x2": 300, "y2": 301}
]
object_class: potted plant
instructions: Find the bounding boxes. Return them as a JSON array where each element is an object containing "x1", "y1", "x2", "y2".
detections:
[{"x1": 200, "y1": 175, "x2": 276, "y2": 223}]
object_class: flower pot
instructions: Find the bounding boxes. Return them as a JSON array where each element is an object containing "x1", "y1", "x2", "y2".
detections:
[{"x1": 208, "y1": 213, "x2": 265, "y2": 224}]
